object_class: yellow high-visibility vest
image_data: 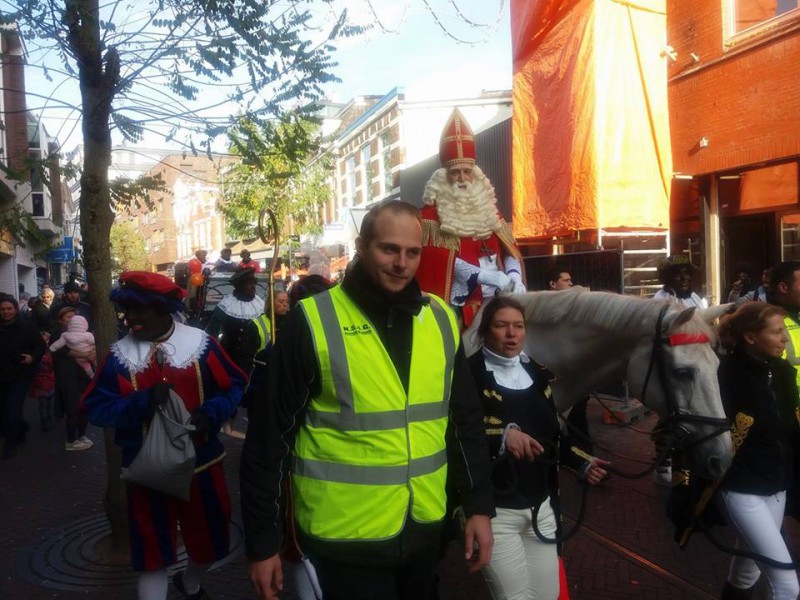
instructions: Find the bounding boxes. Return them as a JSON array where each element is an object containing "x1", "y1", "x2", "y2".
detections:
[
  {"x1": 783, "y1": 314, "x2": 800, "y2": 395},
  {"x1": 293, "y1": 286, "x2": 459, "y2": 542},
  {"x1": 252, "y1": 314, "x2": 271, "y2": 353}
]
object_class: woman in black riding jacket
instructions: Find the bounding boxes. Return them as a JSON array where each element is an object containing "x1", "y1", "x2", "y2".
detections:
[
  {"x1": 716, "y1": 302, "x2": 800, "y2": 600},
  {"x1": 467, "y1": 296, "x2": 609, "y2": 600}
]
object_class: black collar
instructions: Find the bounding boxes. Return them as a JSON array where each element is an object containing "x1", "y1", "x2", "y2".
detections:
[{"x1": 341, "y1": 259, "x2": 429, "y2": 317}]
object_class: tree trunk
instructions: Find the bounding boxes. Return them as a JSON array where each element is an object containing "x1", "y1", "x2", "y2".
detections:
[{"x1": 70, "y1": 0, "x2": 127, "y2": 554}]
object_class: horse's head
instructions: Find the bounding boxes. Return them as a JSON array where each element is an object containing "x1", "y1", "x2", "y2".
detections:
[{"x1": 627, "y1": 303, "x2": 732, "y2": 479}]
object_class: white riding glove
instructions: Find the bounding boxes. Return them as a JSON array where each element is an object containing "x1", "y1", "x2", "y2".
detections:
[
  {"x1": 477, "y1": 269, "x2": 512, "y2": 292},
  {"x1": 507, "y1": 270, "x2": 526, "y2": 294}
]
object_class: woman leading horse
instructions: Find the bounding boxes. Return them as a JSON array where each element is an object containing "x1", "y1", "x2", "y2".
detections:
[{"x1": 468, "y1": 296, "x2": 609, "y2": 600}]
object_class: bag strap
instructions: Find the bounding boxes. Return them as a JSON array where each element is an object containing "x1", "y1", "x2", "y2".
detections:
[{"x1": 157, "y1": 405, "x2": 196, "y2": 431}]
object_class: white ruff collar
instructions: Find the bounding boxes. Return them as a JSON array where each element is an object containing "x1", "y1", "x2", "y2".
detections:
[
  {"x1": 217, "y1": 294, "x2": 265, "y2": 320},
  {"x1": 111, "y1": 322, "x2": 210, "y2": 375}
]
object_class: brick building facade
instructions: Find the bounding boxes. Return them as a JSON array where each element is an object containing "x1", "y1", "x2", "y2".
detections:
[
  {"x1": 0, "y1": 24, "x2": 74, "y2": 297},
  {"x1": 668, "y1": 0, "x2": 800, "y2": 302},
  {"x1": 119, "y1": 154, "x2": 228, "y2": 274}
]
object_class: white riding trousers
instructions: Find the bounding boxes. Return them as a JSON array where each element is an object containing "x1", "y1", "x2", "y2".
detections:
[
  {"x1": 720, "y1": 489, "x2": 799, "y2": 599},
  {"x1": 481, "y1": 500, "x2": 559, "y2": 600}
]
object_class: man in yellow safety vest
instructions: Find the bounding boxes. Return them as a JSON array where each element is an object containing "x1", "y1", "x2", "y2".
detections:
[
  {"x1": 241, "y1": 199, "x2": 494, "y2": 600},
  {"x1": 769, "y1": 261, "x2": 800, "y2": 392}
]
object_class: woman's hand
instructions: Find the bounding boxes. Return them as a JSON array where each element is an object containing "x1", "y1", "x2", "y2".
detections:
[
  {"x1": 505, "y1": 428, "x2": 544, "y2": 461},
  {"x1": 583, "y1": 457, "x2": 611, "y2": 485},
  {"x1": 69, "y1": 348, "x2": 96, "y2": 362}
]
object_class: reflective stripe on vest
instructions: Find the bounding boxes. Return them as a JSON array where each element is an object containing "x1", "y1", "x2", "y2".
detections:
[
  {"x1": 783, "y1": 315, "x2": 800, "y2": 395},
  {"x1": 252, "y1": 314, "x2": 271, "y2": 353},
  {"x1": 293, "y1": 286, "x2": 459, "y2": 542}
]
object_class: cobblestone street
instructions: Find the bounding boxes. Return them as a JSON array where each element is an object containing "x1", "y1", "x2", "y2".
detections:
[{"x1": 2, "y1": 398, "x2": 794, "y2": 599}]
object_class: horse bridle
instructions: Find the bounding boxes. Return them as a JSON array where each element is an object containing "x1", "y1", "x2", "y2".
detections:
[
  {"x1": 530, "y1": 304, "x2": 730, "y2": 545},
  {"x1": 530, "y1": 306, "x2": 798, "y2": 568},
  {"x1": 640, "y1": 305, "x2": 730, "y2": 452}
]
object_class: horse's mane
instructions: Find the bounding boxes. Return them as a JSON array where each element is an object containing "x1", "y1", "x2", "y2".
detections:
[{"x1": 514, "y1": 287, "x2": 716, "y2": 339}]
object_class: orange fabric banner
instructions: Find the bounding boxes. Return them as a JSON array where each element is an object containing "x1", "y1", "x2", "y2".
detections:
[{"x1": 511, "y1": 0, "x2": 672, "y2": 240}]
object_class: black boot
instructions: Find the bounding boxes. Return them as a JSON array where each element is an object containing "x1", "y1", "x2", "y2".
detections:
[{"x1": 720, "y1": 582, "x2": 755, "y2": 599}]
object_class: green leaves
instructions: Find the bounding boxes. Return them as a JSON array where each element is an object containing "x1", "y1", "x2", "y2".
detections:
[
  {"x1": 0, "y1": 203, "x2": 49, "y2": 249},
  {"x1": 220, "y1": 113, "x2": 330, "y2": 239},
  {"x1": 109, "y1": 220, "x2": 150, "y2": 274},
  {"x1": 111, "y1": 112, "x2": 144, "y2": 142},
  {"x1": 110, "y1": 174, "x2": 165, "y2": 211}
]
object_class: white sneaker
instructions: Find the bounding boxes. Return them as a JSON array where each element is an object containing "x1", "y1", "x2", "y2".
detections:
[
  {"x1": 79, "y1": 436, "x2": 94, "y2": 448},
  {"x1": 65, "y1": 440, "x2": 91, "y2": 451}
]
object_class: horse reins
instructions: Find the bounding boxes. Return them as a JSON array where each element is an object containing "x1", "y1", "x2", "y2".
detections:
[
  {"x1": 528, "y1": 305, "x2": 729, "y2": 544},
  {"x1": 531, "y1": 306, "x2": 800, "y2": 570}
]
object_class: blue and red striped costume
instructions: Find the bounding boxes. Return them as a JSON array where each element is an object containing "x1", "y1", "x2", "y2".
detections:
[{"x1": 83, "y1": 322, "x2": 246, "y2": 571}]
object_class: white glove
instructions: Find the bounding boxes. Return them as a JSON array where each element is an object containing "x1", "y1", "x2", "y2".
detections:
[
  {"x1": 477, "y1": 269, "x2": 511, "y2": 291},
  {"x1": 507, "y1": 270, "x2": 526, "y2": 293}
]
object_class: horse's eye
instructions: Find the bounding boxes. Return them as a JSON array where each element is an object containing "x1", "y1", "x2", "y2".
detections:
[{"x1": 674, "y1": 367, "x2": 695, "y2": 380}]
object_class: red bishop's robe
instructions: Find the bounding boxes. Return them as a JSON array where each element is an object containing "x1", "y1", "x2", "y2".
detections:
[{"x1": 417, "y1": 204, "x2": 523, "y2": 328}]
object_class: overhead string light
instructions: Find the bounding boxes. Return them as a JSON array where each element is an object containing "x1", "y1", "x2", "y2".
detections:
[
  {"x1": 365, "y1": 0, "x2": 410, "y2": 34},
  {"x1": 447, "y1": 0, "x2": 506, "y2": 32},
  {"x1": 419, "y1": 0, "x2": 505, "y2": 46}
]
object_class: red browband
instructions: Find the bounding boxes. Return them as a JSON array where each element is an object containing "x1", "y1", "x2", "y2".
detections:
[{"x1": 666, "y1": 333, "x2": 710, "y2": 346}]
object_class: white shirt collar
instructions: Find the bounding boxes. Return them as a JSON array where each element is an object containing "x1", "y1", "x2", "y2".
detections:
[
  {"x1": 481, "y1": 346, "x2": 533, "y2": 391},
  {"x1": 111, "y1": 321, "x2": 209, "y2": 374}
]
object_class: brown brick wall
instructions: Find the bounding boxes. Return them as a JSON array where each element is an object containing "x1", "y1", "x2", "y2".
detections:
[
  {"x1": 2, "y1": 35, "x2": 29, "y2": 176},
  {"x1": 668, "y1": 5, "x2": 800, "y2": 174},
  {"x1": 127, "y1": 154, "x2": 227, "y2": 266},
  {"x1": 48, "y1": 154, "x2": 64, "y2": 227}
]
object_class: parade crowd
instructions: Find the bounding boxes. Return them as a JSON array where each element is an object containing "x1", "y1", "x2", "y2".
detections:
[{"x1": 2, "y1": 110, "x2": 800, "y2": 600}]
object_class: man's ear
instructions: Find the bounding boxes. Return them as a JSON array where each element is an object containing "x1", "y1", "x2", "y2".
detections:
[{"x1": 777, "y1": 281, "x2": 789, "y2": 295}]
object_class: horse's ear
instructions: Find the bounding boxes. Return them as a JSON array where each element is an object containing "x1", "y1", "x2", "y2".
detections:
[
  {"x1": 665, "y1": 307, "x2": 696, "y2": 333},
  {"x1": 697, "y1": 303, "x2": 734, "y2": 324}
]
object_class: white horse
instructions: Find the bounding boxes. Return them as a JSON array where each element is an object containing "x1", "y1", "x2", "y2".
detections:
[{"x1": 463, "y1": 287, "x2": 733, "y2": 479}]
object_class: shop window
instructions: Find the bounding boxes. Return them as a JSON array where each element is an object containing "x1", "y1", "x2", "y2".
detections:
[
  {"x1": 782, "y1": 214, "x2": 800, "y2": 260},
  {"x1": 728, "y1": 0, "x2": 799, "y2": 37}
]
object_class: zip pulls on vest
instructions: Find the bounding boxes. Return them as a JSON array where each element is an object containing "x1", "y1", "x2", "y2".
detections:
[{"x1": 387, "y1": 308, "x2": 394, "y2": 329}]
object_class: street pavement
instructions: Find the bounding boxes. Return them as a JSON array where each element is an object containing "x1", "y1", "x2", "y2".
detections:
[{"x1": 1, "y1": 397, "x2": 795, "y2": 599}]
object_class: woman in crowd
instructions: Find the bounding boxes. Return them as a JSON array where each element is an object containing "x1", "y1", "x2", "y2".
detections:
[
  {"x1": 32, "y1": 286, "x2": 55, "y2": 332},
  {"x1": 51, "y1": 305, "x2": 94, "y2": 451},
  {"x1": 0, "y1": 293, "x2": 45, "y2": 459},
  {"x1": 716, "y1": 303, "x2": 800, "y2": 599},
  {"x1": 468, "y1": 296, "x2": 608, "y2": 600}
]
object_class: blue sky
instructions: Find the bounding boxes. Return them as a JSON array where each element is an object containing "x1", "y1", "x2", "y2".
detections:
[
  {"x1": 326, "y1": 1, "x2": 512, "y2": 102},
  {"x1": 14, "y1": 0, "x2": 512, "y2": 151}
]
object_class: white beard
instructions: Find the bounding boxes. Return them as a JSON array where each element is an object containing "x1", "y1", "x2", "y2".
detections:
[{"x1": 422, "y1": 166, "x2": 501, "y2": 239}]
